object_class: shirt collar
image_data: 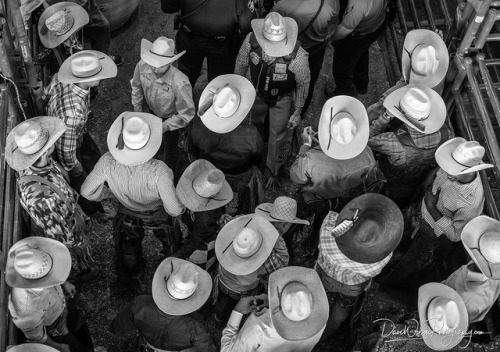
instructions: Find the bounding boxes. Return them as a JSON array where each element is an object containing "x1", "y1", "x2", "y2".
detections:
[
  {"x1": 452, "y1": 173, "x2": 479, "y2": 198},
  {"x1": 71, "y1": 83, "x2": 90, "y2": 99}
]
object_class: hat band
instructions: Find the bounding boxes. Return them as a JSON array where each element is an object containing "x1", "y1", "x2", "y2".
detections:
[
  {"x1": 49, "y1": 15, "x2": 75, "y2": 36},
  {"x1": 73, "y1": 65, "x2": 103, "y2": 78},
  {"x1": 395, "y1": 103, "x2": 430, "y2": 122},
  {"x1": 150, "y1": 49, "x2": 175, "y2": 58},
  {"x1": 257, "y1": 206, "x2": 293, "y2": 222},
  {"x1": 15, "y1": 127, "x2": 50, "y2": 155},
  {"x1": 13, "y1": 245, "x2": 54, "y2": 280},
  {"x1": 191, "y1": 179, "x2": 228, "y2": 205},
  {"x1": 450, "y1": 152, "x2": 477, "y2": 169}
]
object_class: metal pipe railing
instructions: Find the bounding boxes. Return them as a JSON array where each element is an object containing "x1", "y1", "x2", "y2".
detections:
[
  {"x1": 477, "y1": 53, "x2": 500, "y2": 126},
  {"x1": 458, "y1": 0, "x2": 494, "y2": 57}
]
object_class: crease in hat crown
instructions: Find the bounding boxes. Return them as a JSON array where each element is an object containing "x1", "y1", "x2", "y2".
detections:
[
  {"x1": 13, "y1": 247, "x2": 53, "y2": 280},
  {"x1": 427, "y1": 297, "x2": 461, "y2": 334},
  {"x1": 166, "y1": 261, "x2": 200, "y2": 300},
  {"x1": 14, "y1": 120, "x2": 50, "y2": 155},
  {"x1": 213, "y1": 86, "x2": 241, "y2": 118},
  {"x1": 412, "y1": 44, "x2": 439, "y2": 77},
  {"x1": 46, "y1": 9, "x2": 74, "y2": 36},
  {"x1": 451, "y1": 141, "x2": 486, "y2": 167},
  {"x1": 192, "y1": 169, "x2": 225, "y2": 198},
  {"x1": 123, "y1": 116, "x2": 151, "y2": 150},
  {"x1": 479, "y1": 232, "x2": 500, "y2": 263},
  {"x1": 233, "y1": 227, "x2": 263, "y2": 258},
  {"x1": 270, "y1": 197, "x2": 298, "y2": 221},
  {"x1": 150, "y1": 37, "x2": 176, "y2": 58},
  {"x1": 331, "y1": 112, "x2": 357, "y2": 145},
  {"x1": 281, "y1": 282, "x2": 313, "y2": 322},
  {"x1": 400, "y1": 87, "x2": 431, "y2": 121},
  {"x1": 71, "y1": 51, "x2": 102, "y2": 78},
  {"x1": 263, "y1": 12, "x2": 287, "y2": 42}
]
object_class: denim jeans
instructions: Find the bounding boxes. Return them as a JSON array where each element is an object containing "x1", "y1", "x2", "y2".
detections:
[
  {"x1": 51, "y1": 302, "x2": 95, "y2": 352},
  {"x1": 303, "y1": 42, "x2": 327, "y2": 113},
  {"x1": 84, "y1": 0, "x2": 111, "y2": 53}
]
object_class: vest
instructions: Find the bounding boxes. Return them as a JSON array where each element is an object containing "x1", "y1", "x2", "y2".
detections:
[{"x1": 249, "y1": 33, "x2": 299, "y2": 107}]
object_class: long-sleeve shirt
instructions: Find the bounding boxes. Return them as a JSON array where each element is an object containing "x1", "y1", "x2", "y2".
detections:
[
  {"x1": 421, "y1": 168, "x2": 484, "y2": 242},
  {"x1": 131, "y1": 62, "x2": 195, "y2": 132},
  {"x1": 234, "y1": 33, "x2": 311, "y2": 108},
  {"x1": 290, "y1": 145, "x2": 377, "y2": 199},
  {"x1": 221, "y1": 309, "x2": 324, "y2": 352},
  {"x1": 110, "y1": 295, "x2": 216, "y2": 352},
  {"x1": 44, "y1": 74, "x2": 90, "y2": 171},
  {"x1": 9, "y1": 286, "x2": 66, "y2": 343},
  {"x1": 341, "y1": 0, "x2": 387, "y2": 36},
  {"x1": 80, "y1": 152, "x2": 184, "y2": 215}
]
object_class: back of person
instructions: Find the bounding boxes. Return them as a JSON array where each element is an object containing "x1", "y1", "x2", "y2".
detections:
[{"x1": 342, "y1": 0, "x2": 387, "y2": 36}]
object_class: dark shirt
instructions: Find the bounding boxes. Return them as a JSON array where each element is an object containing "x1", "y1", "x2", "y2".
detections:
[
  {"x1": 110, "y1": 295, "x2": 216, "y2": 352},
  {"x1": 187, "y1": 116, "x2": 264, "y2": 175}
]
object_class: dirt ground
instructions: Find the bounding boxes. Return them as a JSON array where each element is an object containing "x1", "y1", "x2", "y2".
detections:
[{"x1": 78, "y1": 1, "x2": 414, "y2": 351}]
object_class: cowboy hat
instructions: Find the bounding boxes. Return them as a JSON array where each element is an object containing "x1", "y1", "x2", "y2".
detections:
[
  {"x1": 418, "y1": 283, "x2": 468, "y2": 351},
  {"x1": 269, "y1": 266, "x2": 328, "y2": 340},
  {"x1": 251, "y1": 12, "x2": 298, "y2": 57},
  {"x1": 383, "y1": 84, "x2": 446, "y2": 134},
  {"x1": 140, "y1": 37, "x2": 186, "y2": 68},
  {"x1": 334, "y1": 193, "x2": 403, "y2": 264},
  {"x1": 38, "y1": 2, "x2": 89, "y2": 49},
  {"x1": 8, "y1": 343, "x2": 59, "y2": 352},
  {"x1": 255, "y1": 196, "x2": 309, "y2": 225},
  {"x1": 58, "y1": 50, "x2": 117, "y2": 84},
  {"x1": 6, "y1": 237, "x2": 71, "y2": 289},
  {"x1": 461, "y1": 215, "x2": 500, "y2": 279},
  {"x1": 107, "y1": 111, "x2": 163, "y2": 166},
  {"x1": 402, "y1": 29, "x2": 449, "y2": 88},
  {"x1": 215, "y1": 214, "x2": 279, "y2": 276},
  {"x1": 318, "y1": 96, "x2": 369, "y2": 160},
  {"x1": 199, "y1": 74, "x2": 256, "y2": 133},
  {"x1": 176, "y1": 159, "x2": 233, "y2": 212},
  {"x1": 5, "y1": 116, "x2": 67, "y2": 171},
  {"x1": 435, "y1": 137, "x2": 493, "y2": 176},
  {"x1": 152, "y1": 258, "x2": 212, "y2": 316}
]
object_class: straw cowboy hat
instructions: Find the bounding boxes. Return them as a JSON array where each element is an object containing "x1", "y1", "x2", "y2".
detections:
[
  {"x1": 38, "y1": 2, "x2": 89, "y2": 49},
  {"x1": 199, "y1": 74, "x2": 256, "y2": 134},
  {"x1": 318, "y1": 96, "x2": 369, "y2": 160},
  {"x1": 402, "y1": 29, "x2": 449, "y2": 88},
  {"x1": 6, "y1": 237, "x2": 71, "y2": 289},
  {"x1": 255, "y1": 196, "x2": 309, "y2": 225},
  {"x1": 140, "y1": 37, "x2": 186, "y2": 68},
  {"x1": 215, "y1": 213, "x2": 279, "y2": 276},
  {"x1": 269, "y1": 266, "x2": 328, "y2": 340},
  {"x1": 251, "y1": 12, "x2": 298, "y2": 57},
  {"x1": 58, "y1": 50, "x2": 117, "y2": 84},
  {"x1": 334, "y1": 193, "x2": 403, "y2": 264},
  {"x1": 435, "y1": 137, "x2": 493, "y2": 176},
  {"x1": 107, "y1": 111, "x2": 163, "y2": 166},
  {"x1": 462, "y1": 215, "x2": 500, "y2": 280},
  {"x1": 418, "y1": 283, "x2": 468, "y2": 351},
  {"x1": 5, "y1": 116, "x2": 67, "y2": 171},
  {"x1": 8, "y1": 343, "x2": 59, "y2": 352},
  {"x1": 152, "y1": 258, "x2": 212, "y2": 316},
  {"x1": 176, "y1": 159, "x2": 233, "y2": 212},
  {"x1": 384, "y1": 84, "x2": 446, "y2": 134}
]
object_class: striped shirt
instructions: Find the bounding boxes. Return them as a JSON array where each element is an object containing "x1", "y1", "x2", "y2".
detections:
[
  {"x1": 317, "y1": 211, "x2": 391, "y2": 285},
  {"x1": 421, "y1": 168, "x2": 484, "y2": 242},
  {"x1": 80, "y1": 152, "x2": 184, "y2": 215}
]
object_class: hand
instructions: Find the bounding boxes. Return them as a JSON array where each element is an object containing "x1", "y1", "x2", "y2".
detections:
[
  {"x1": 133, "y1": 105, "x2": 142, "y2": 112},
  {"x1": 287, "y1": 112, "x2": 301, "y2": 129},
  {"x1": 68, "y1": 163, "x2": 84, "y2": 178},
  {"x1": 424, "y1": 185, "x2": 440, "y2": 210},
  {"x1": 162, "y1": 121, "x2": 170, "y2": 133},
  {"x1": 62, "y1": 281, "x2": 76, "y2": 298},
  {"x1": 251, "y1": 293, "x2": 269, "y2": 316},
  {"x1": 263, "y1": 167, "x2": 280, "y2": 191},
  {"x1": 301, "y1": 127, "x2": 313, "y2": 145},
  {"x1": 45, "y1": 336, "x2": 70, "y2": 352},
  {"x1": 218, "y1": 214, "x2": 233, "y2": 228},
  {"x1": 235, "y1": 296, "x2": 257, "y2": 315}
]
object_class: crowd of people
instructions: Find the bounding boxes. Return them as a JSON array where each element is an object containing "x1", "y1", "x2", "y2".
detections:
[{"x1": 3, "y1": 0, "x2": 500, "y2": 352}]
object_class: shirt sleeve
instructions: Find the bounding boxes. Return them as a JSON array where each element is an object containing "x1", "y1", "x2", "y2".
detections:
[
  {"x1": 109, "y1": 299, "x2": 137, "y2": 335},
  {"x1": 318, "y1": 211, "x2": 339, "y2": 255},
  {"x1": 289, "y1": 145, "x2": 312, "y2": 186},
  {"x1": 55, "y1": 109, "x2": 82, "y2": 171},
  {"x1": 435, "y1": 203, "x2": 483, "y2": 242},
  {"x1": 191, "y1": 319, "x2": 217, "y2": 352},
  {"x1": 341, "y1": 0, "x2": 365, "y2": 30},
  {"x1": 366, "y1": 79, "x2": 407, "y2": 123},
  {"x1": 236, "y1": 0, "x2": 256, "y2": 35},
  {"x1": 164, "y1": 76, "x2": 195, "y2": 130},
  {"x1": 221, "y1": 311, "x2": 262, "y2": 352},
  {"x1": 367, "y1": 128, "x2": 404, "y2": 158},
  {"x1": 156, "y1": 163, "x2": 185, "y2": 216},
  {"x1": 263, "y1": 235, "x2": 289, "y2": 274},
  {"x1": 173, "y1": 210, "x2": 219, "y2": 259},
  {"x1": 80, "y1": 154, "x2": 108, "y2": 201},
  {"x1": 11, "y1": 294, "x2": 48, "y2": 343},
  {"x1": 289, "y1": 47, "x2": 310, "y2": 109},
  {"x1": 234, "y1": 34, "x2": 251, "y2": 76},
  {"x1": 131, "y1": 62, "x2": 144, "y2": 110}
]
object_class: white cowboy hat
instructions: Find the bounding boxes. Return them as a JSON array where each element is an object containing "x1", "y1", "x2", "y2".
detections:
[
  {"x1": 255, "y1": 196, "x2": 309, "y2": 225},
  {"x1": 435, "y1": 137, "x2": 493, "y2": 175},
  {"x1": 176, "y1": 159, "x2": 233, "y2": 212},
  {"x1": 58, "y1": 50, "x2": 117, "y2": 84},
  {"x1": 6, "y1": 237, "x2": 71, "y2": 289},
  {"x1": 199, "y1": 74, "x2": 256, "y2": 134},
  {"x1": 5, "y1": 116, "x2": 67, "y2": 171},
  {"x1": 107, "y1": 111, "x2": 162, "y2": 166},
  {"x1": 152, "y1": 258, "x2": 212, "y2": 316},
  {"x1": 418, "y1": 283, "x2": 468, "y2": 351},
  {"x1": 383, "y1": 84, "x2": 446, "y2": 134},
  {"x1": 269, "y1": 267, "x2": 328, "y2": 340},
  {"x1": 461, "y1": 215, "x2": 500, "y2": 280},
  {"x1": 140, "y1": 37, "x2": 186, "y2": 68},
  {"x1": 38, "y1": 2, "x2": 89, "y2": 49},
  {"x1": 251, "y1": 12, "x2": 298, "y2": 57},
  {"x1": 402, "y1": 29, "x2": 449, "y2": 88},
  {"x1": 8, "y1": 343, "x2": 59, "y2": 352},
  {"x1": 318, "y1": 96, "x2": 369, "y2": 160},
  {"x1": 215, "y1": 214, "x2": 278, "y2": 276}
]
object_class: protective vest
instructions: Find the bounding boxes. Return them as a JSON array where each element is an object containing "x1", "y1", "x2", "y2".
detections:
[{"x1": 249, "y1": 33, "x2": 299, "y2": 107}]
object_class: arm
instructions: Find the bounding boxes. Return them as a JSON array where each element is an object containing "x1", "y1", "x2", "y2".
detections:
[
  {"x1": 55, "y1": 110, "x2": 82, "y2": 172},
  {"x1": 366, "y1": 79, "x2": 407, "y2": 123},
  {"x1": 262, "y1": 236, "x2": 289, "y2": 275},
  {"x1": 290, "y1": 48, "x2": 311, "y2": 112},
  {"x1": 191, "y1": 320, "x2": 217, "y2": 352},
  {"x1": 131, "y1": 62, "x2": 145, "y2": 112},
  {"x1": 289, "y1": 145, "x2": 312, "y2": 186},
  {"x1": 236, "y1": 0, "x2": 256, "y2": 35},
  {"x1": 434, "y1": 203, "x2": 483, "y2": 242},
  {"x1": 330, "y1": 24, "x2": 354, "y2": 41},
  {"x1": 161, "y1": 0, "x2": 180, "y2": 13},
  {"x1": 234, "y1": 34, "x2": 251, "y2": 76},
  {"x1": 80, "y1": 154, "x2": 113, "y2": 201},
  {"x1": 172, "y1": 210, "x2": 219, "y2": 259},
  {"x1": 156, "y1": 163, "x2": 185, "y2": 216},
  {"x1": 367, "y1": 129, "x2": 404, "y2": 157},
  {"x1": 221, "y1": 298, "x2": 262, "y2": 352},
  {"x1": 369, "y1": 112, "x2": 392, "y2": 137},
  {"x1": 163, "y1": 77, "x2": 195, "y2": 131},
  {"x1": 109, "y1": 300, "x2": 137, "y2": 335}
]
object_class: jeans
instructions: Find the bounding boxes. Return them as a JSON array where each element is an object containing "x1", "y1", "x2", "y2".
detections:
[
  {"x1": 162, "y1": 129, "x2": 181, "y2": 172},
  {"x1": 84, "y1": 0, "x2": 111, "y2": 53},
  {"x1": 51, "y1": 302, "x2": 95, "y2": 352},
  {"x1": 303, "y1": 42, "x2": 327, "y2": 113}
]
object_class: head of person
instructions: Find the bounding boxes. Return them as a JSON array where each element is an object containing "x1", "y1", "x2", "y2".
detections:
[
  {"x1": 140, "y1": 36, "x2": 185, "y2": 75},
  {"x1": 58, "y1": 50, "x2": 117, "y2": 87},
  {"x1": 254, "y1": 196, "x2": 309, "y2": 236},
  {"x1": 251, "y1": 12, "x2": 298, "y2": 58}
]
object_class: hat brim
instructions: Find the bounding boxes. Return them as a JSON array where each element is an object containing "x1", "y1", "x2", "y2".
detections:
[
  {"x1": 215, "y1": 214, "x2": 278, "y2": 275},
  {"x1": 251, "y1": 17, "x2": 298, "y2": 57},
  {"x1": 140, "y1": 38, "x2": 186, "y2": 68},
  {"x1": 318, "y1": 96, "x2": 369, "y2": 160},
  {"x1": 152, "y1": 258, "x2": 212, "y2": 316},
  {"x1": 402, "y1": 29, "x2": 449, "y2": 88},
  {"x1": 461, "y1": 215, "x2": 500, "y2": 279},
  {"x1": 383, "y1": 84, "x2": 446, "y2": 134},
  {"x1": 58, "y1": 50, "x2": 117, "y2": 84},
  {"x1": 269, "y1": 267, "x2": 328, "y2": 340},
  {"x1": 6, "y1": 116, "x2": 67, "y2": 171},
  {"x1": 255, "y1": 203, "x2": 309, "y2": 225},
  {"x1": 176, "y1": 159, "x2": 233, "y2": 211},
  {"x1": 6, "y1": 237, "x2": 71, "y2": 289},
  {"x1": 38, "y1": 2, "x2": 89, "y2": 49},
  {"x1": 435, "y1": 137, "x2": 494, "y2": 175},
  {"x1": 199, "y1": 74, "x2": 256, "y2": 134},
  {"x1": 107, "y1": 111, "x2": 163, "y2": 166},
  {"x1": 335, "y1": 193, "x2": 403, "y2": 264},
  {"x1": 418, "y1": 283, "x2": 468, "y2": 351},
  {"x1": 9, "y1": 343, "x2": 60, "y2": 352}
]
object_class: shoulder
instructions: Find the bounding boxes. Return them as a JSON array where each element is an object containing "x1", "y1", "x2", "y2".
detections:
[{"x1": 170, "y1": 66, "x2": 191, "y2": 87}]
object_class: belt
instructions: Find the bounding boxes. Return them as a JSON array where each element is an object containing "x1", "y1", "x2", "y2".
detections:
[
  {"x1": 218, "y1": 277, "x2": 258, "y2": 300},
  {"x1": 181, "y1": 25, "x2": 228, "y2": 41}
]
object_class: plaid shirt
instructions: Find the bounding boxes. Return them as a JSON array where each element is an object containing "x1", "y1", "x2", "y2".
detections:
[
  {"x1": 317, "y1": 211, "x2": 391, "y2": 285},
  {"x1": 44, "y1": 74, "x2": 90, "y2": 171}
]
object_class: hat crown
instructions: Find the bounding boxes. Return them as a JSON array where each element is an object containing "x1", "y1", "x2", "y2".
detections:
[
  {"x1": 46, "y1": 9, "x2": 74, "y2": 35},
  {"x1": 263, "y1": 12, "x2": 287, "y2": 42},
  {"x1": 213, "y1": 86, "x2": 241, "y2": 118},
  {"x1": 167, "y1": 262, "x2": 199, "y2": 300},
  {"x1": 14, "y1": 121, "x2": 49, "y2": 155},
  {"x1": 451, "y1": 141, "x2": 485, "y2": 167},
  {"x1": 70, "y1": 51, "x2": 101, "y2": 78},
  {"x1": 151, "y1": 37, "x2": 175, "y2": 57},
  {"x1": 427, "y1": 297, "x2": 461, "y2": 333},
  {"x1": 331, "y1": 112, "x2": 357, "y2": 145},
  {"x1": 233, "y1": 227, "x2": 263, "y2": 258},
  {"x1": 479, "y1": 231, "x2": 500, "y2": 263},
  {"x1": 270, "y1": 197, "x2": 298, "y2": 220},
  {"x1": 192, "y1": 169, "x2": 225, "y2": 198},
  {"x1": 281, "y1": 283, "x2": 313, "y2": 322},
  {"x1": 14, "y1": 248, "x2": 53, "y2": 279},
  {"x1": 412, "y1": 45, "x2": 439, "y2": 76},
  {"x1": 123, "y1": 116, "x2": 151, "y2": 150},
  {"x1": 400, "y1": 87, "x2": 431, "y2": 120}
]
